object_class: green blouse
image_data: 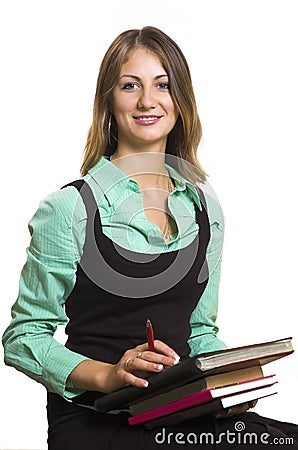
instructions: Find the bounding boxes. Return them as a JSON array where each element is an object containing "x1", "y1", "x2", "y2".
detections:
[{"x1": 2, "y1": 157, "x2": 226, "y2": 401}]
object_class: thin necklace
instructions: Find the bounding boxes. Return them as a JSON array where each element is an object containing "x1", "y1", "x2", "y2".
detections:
[
  {"x1": 111, "y1": 155, "x2": 173, "y2": 241},
  {"x1": 162, "y1": 175, "x2": 174, "y2": 242}
]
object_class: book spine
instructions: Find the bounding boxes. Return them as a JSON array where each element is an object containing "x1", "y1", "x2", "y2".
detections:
[
  {"x1": 95, "y1": 357, "x2": 200, "y2": 412},
  {"x1": 128, "y1": 390, "x2": 213, "y2": 426},
  {"x1": 143, "y1": 399, "x2": 223, "y2": 430}
]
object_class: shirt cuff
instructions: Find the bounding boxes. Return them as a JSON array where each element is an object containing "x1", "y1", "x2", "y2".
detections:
[
  {"x1": 42, "y1": 340, "x2": 89, "y2": 400},
  {"x1": 188, "y1": 333, "x2": 227, "y2": 356}
]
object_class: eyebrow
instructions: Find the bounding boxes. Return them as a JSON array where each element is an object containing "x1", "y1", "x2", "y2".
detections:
[{"x1": 119, "y1": 74, "x2": 168, "y2": 81}]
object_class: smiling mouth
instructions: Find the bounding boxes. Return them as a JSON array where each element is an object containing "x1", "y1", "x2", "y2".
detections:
[{"x1": 133, "y1": 115, "x2": 163, "y2": 125}]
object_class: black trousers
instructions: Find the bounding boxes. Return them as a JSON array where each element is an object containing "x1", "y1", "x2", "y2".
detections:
[{"x1": 47, "y1": 393, "x2": 298, "y2": 449}]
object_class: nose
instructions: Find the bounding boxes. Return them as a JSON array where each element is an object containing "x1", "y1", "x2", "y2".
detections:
[{"x1": 137, "y1": 86, "x2": 157, "y2": 110}]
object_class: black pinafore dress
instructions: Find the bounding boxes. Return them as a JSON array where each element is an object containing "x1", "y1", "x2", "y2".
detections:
[
  {"x1": 64, "y1": 179, "x2": 210, "y2": 366},
  {"x1": 47, "y1": 180, "x2": 298, "y2": 450},
  {"x1": 47, "y1": 178, "x2": 210, "y2": 446}
]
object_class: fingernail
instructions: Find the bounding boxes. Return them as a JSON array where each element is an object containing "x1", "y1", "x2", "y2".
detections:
[
  {"x1": 173, "y1": 355, "x2": 180, "y2": 365},
  {"x1": 143, "y1": 381, "x2": 149, "y2": 388},
  {"x1": 154, "y1": 364, "x2": 164, "y2": 371}
]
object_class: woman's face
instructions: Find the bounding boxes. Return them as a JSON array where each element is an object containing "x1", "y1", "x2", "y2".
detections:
[{"x1": 111, "y1": 48, "x2": 178, "y2": 151}]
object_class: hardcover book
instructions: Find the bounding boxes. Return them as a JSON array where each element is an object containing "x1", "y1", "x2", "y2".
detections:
[
  {"x1": 129, "y1": 365, "x2": 264, "y2": 415},
  {"x1": 128, "y1": 375, "x2": 278, "y2": 426},
  {"x1": 93, "y1": 337, "x2": 293, "y2": 413},
  {"x1": 141, "y1": 384, "x2": 279, "y2": 429}
]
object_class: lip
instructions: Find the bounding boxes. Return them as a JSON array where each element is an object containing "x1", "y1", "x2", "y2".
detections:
[{"x1": 133, "y1": 115, "x2": 162, "y2": 125}]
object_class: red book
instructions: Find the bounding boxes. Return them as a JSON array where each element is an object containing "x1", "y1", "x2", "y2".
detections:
[
  {"x1": 128, "y1": 375, "x2": 278, "y2": 426},
  {"x1": 143, "y1": 384, "x2": 279, "y2": 430}
]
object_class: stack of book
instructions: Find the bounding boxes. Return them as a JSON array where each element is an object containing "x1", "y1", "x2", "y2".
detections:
[{"x1": 94, "y1": 337, "x2": 294, "y2": 429}]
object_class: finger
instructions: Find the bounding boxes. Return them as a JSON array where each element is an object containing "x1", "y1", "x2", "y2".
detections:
[
  {"x1": 134, "y1": 341, "x2": 180, "y2": 366},
  {"x1": 124, "y1": 354, "x2": 165, "y2": 374},
  {"x1": 135, "y1": 340, "x2": 179, "y2": 360},
  {"x1": 216, "y1": 402, "x2": 250, "y2": 419},
  {"x1": 229, "y1": 402, "x2": 251, "y2": 416},
  {"x1": 122, "y1": 369, "x2": 149, "y2": 388},
  {"x1": 248, "y1": 399, "x2": 258, "y2": 409},
  {"x1": 137, "y1": 350, "x2": 176, "y2": 368},
  {"x1": 152, "y1": 340, "x2": 180, "y2": 362}
]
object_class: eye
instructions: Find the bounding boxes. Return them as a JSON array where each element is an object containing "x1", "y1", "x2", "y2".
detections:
[
  {"x1": 122, "y1": 82, "x2": 139, "y2": 90},
  {"x1": 157, "y1": 82, "x2": 170, "y2": 90}
]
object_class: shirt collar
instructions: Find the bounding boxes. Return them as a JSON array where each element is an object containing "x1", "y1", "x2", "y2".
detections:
[
  {"x1": 166, "y1": 164, "x2": 202, "y2": 211},
  {"x1": 88, "y1": 157, "x2": 137, "y2": 206},
  {"x1": 88, "y1": 156, "x2": 202, "y2": 210}
]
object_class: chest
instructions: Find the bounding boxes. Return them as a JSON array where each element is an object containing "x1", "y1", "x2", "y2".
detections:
[{"x1": 142, "y1": 189, "x2": 178, "y2": 243}]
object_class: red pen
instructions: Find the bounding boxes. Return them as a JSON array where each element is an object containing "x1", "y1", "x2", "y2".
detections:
[{"x1": 146, "y1": 318, "x2": 155, "y2": 352}]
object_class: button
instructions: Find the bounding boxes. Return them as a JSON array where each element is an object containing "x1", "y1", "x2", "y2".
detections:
[
  {"x1": 148, "y1": 230, "x2": 158, "y2": 237},
  {"x1": 148, "y1": 229, "x2": 163, "y2": 244},
  {"x1": 128, "y1": 181, "x2": 140, "y2": 192}
]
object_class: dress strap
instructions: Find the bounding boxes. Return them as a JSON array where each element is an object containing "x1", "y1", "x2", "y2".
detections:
[
  {"x1": 193, "y1": 187, "x2": 208, "y2": 224},
  {"x1": 61, "y1": 179, "x2": 104, "y2": 234},
  {"x1": 62, "y1": 179, "x2": 85, "y2": 191}
]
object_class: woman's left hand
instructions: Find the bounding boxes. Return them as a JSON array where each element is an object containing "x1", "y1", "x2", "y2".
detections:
[{"x1": 216, "y1": 400, "x2": 258, "y2": 418}]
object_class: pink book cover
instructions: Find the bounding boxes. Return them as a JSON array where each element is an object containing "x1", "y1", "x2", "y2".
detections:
[{"x1": 128, "y1": 374, "x2": 277, "y2": 426}]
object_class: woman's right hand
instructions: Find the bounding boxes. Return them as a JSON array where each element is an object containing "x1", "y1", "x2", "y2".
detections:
[
  {"x1": 106, "y1": 340, "x2": 180, "y2": 392},
  {"x1": 67, "y1": 340, "x2": 180, "y2": 394}
]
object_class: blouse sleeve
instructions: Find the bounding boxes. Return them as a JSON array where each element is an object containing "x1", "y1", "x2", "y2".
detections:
[
  {"x1": 188, "y1": 191, "x2": 227, "y2": 355},
  {"x1": 2, "y1": 188, "x2": 89, "y2": 400}
]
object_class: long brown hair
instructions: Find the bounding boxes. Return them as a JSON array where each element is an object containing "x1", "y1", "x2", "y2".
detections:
[{"x1": 81, "y1": 26, "x2": 207, "y2": 183}]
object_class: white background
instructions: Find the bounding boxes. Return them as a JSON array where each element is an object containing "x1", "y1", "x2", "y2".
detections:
[{"x1": 0, "y1": 1, "x2": 297, "y2": 448}]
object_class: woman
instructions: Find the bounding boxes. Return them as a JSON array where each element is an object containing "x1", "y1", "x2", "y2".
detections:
[{"x1": 2, "y1": 26, "x2": 298, "y2": 449}]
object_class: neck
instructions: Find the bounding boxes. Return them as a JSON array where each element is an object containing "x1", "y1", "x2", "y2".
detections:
[{"x1": 110, "y1": 151, "x2": 169, "y2": 189}]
